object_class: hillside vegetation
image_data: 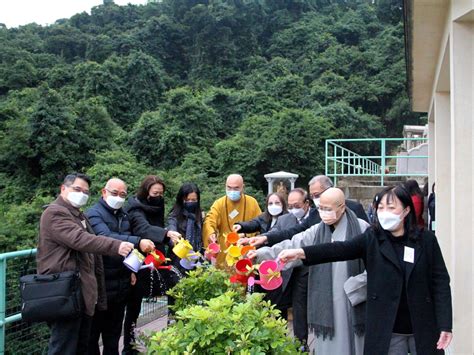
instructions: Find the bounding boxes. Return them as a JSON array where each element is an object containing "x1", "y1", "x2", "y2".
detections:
[{"x1": 0, "y1": 0, "x2": 423, "y2": 251}]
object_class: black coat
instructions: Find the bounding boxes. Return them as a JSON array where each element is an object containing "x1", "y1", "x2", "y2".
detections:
[
  {"x1": 302, "y1": 228, "x2": 452, "y2": 355},
  {"x1": 126, "y1": 196, "x2": 167, "y2": 254},
  {"x1": 125, "y1": 196, "x2": 170, "y2": 297},
  {"x1": 235, "y1": 212, "x2": 283, "y2": 234},
  {"x1": 265, "y1": 200, "x2": 368, "y2": 246},
  {"x1": 86, "y1": 198, "x2": 139, "y2": 303}
]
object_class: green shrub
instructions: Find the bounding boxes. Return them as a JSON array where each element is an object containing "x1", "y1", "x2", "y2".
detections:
[
  {"x1": 145, "y1": 292, "x2": 303, "y2": 354},
  {"x1": 166, "y1": 265, "x2": 245, "y2": 313}
]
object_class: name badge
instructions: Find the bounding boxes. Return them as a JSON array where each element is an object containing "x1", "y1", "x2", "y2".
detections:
[
  {"x1": 403, "y1": 246, "x2": 415, "y2": 263},
  {"x1": 81, "y1": 220, "x2": 87, "y2": 229},
  {"x1": 229, "y1": 209, "x2": 239, "y2": 219}
]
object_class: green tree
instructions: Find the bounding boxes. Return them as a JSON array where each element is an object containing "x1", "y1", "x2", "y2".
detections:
[
  {"x1": 85, "y1": 149, "x2": 150, "y2": 199},
  {"x1": 73, "y1": 52, "x2": 168, "y2": 127},
  {"x1": 216, "y1": 108, "x2": 335, "y2": 190},
  {"x1": 44, "y1": 25, "x2": 89, "y2": 61},
  {"x1": 130, "y1": 87, "x2": 218, "y2": 169}
]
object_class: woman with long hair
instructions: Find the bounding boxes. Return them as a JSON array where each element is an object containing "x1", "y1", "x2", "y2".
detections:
[
  {"x1": 167, "y1": 182, "x2": 203, "y2": 270},
  {"x1": 233, "y1": 192, "x2": 290, "y2": 319},
  {"x1": 279, "y1": 185, "x2": 452, "y2": 355},
  {"x1": 233, "y1": 192, "x2": 287, "y2": 234},
  {"x1": 123, "y1": 175, "x2": 181, "y2": 354}
]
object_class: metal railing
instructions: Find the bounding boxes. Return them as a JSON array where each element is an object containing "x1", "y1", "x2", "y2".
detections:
[
  {"x1": 0, "y1": 249, "x2": 167, "y2": 354},
  {"x1": 325, "y1": 138, "x2": 428, "y2": 186}
]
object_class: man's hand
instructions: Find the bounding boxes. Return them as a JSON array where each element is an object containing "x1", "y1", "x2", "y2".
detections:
[
  {"x1": 130, "y1": 273, "x2": 137, "y2": 286},
  {"x1": 248, "y1": 236, "x2": 267, "y2": 247},
  {"x1": 209, "y1": 233, "x2": 217, "y2": 243},
  {"x1": 233, "y1": 224, "x2": 242, "y2": 232},
  {"x1": 118, "y1": 242, "x2": 134, "y2": 257},
  {"x1": 166, "y1": 230, "x2": 181, "y2": 245},
  {"x1": 278, "y1": 248, "x2": 305, "y2": 263},
  {"x1": 139, "y1": 239, "x2": 155, "y2": 253},
  {"x1": 436, "y1": 331, "x2": 452, "y2": 350}
]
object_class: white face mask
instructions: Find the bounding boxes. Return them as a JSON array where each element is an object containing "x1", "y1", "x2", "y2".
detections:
[
  {"x1": 267, "y1": 204, "x2": 283, "y2": 216},
  {"x1": 319, "y1": 210, "x2": 338, "y2": 225},
  {"x1": 377, "y1": 211, "x2": 403, "y2": 231},
  {"x1": 67, "y1": 191, "x2": 89, "y2": 208},
  {"x1": 313, "y1": 198, "x2": 320, "y2": 208},
  {"x1": 289, "y1": 208, "x2": 306, "y2": 219},
  {"x1": 106, "y1": 195, "x2": 125, "y2": 210}
]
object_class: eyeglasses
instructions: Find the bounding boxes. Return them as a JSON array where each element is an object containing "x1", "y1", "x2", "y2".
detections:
[
  {"x1": 288, "y1": 203, "x2": 304, "y2": 209},
  {"x1": 106, "y1": 189, "x2": 127, "y2": 199},
  {"x1": 67, "y1": 185, "x2": 90, "y2": 195},
  {"x1": 310, "y1": 187, "x2": 329, "y2": 199}
]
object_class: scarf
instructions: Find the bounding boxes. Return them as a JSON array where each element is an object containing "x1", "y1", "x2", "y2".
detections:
[
  {"x1": 182, "y1": 209, "x2": 202, "y2": 252},
  {"x1": 308, "y1": 208, "x2": 366, "y2": 340}
]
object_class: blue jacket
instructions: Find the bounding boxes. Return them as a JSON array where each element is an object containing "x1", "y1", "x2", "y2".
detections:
[{"x1": 86, "y1": 198, "x2": 141, "y2": 304}]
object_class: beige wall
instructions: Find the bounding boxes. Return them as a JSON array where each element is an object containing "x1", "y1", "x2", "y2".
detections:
[{"x1": 418, "y1": 2, "x2": 474, "y2": 354}]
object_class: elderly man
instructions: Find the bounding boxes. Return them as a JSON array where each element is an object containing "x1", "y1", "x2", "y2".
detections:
[
  {"x1": 203, "y1": 174, "x2": 262, "y2": 267},
  {"x1": 248, "y1": 175, "x2": 368, "y2": 248},
  {"x1": 37, "y1": 173, "x2": 134, "y2": 355},
  {"x1": 86, "y1": 178, "x2": 154, "y2": 355},
  {"x1": 248, "y1": 188, "x2": 369, "y2": 355}
]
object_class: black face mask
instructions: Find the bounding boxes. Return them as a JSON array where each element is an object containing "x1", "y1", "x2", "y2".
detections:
[
  {"x1": 184, "y1": 201, "x2": 199, "y2": 213},
  {"x1": 148, "y1": 195, "x2": 164, "y2": 207}
]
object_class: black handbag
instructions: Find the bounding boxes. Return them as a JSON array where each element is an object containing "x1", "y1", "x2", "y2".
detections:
[{"x1": 20, "y1": 255, "x2": 83, "y2": 323}]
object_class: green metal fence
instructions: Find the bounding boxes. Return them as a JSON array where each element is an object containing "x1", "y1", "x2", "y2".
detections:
[
  {"x1": 0, "y1": 249, "x2": 167, "y2": 354},
  {"x1": 325, "y1": 138, "x2": 428, "y2": 186}
]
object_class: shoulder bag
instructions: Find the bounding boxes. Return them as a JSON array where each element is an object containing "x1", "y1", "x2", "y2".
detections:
[{"x1": 20, "y1": 253, "x2": 83, "y2": 323}]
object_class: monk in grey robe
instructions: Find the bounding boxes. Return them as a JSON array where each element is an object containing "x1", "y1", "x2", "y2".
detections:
[{"x1": 249, "y1": 188, "x2": 368, "y2": 355}]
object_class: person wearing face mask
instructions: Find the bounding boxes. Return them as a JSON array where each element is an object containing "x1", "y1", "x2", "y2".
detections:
[
  {"x1": 37, "y1": 173, "x2": 135, "y2": 355},
  {"x1": 243, "y1": 175, "x2": 368, "y2": 249},
  {"x1": 233, "y1": 192, "x2": 290, "y2": 324},
  {"x1": 85, "y1": 178, "x2": 155, "y2": 355},
  {"x1": 278, "y1": 185, "x2": 453, "y2": 355},
  {"x1": 167, "y1": 183, "x2": 204, "y2": 272},
  {"x1": 247, "y1": 188, "x2": 369, "y2": 355},
  {"x1": 123, "y1": 175, "x2": 181, "y2": 355},
  {"x1": 202, "y1": 174, "x2": 262, "y2": 268},
  {"x1": 238, "y1": 188, "x2": 313, "y2": 349},
  {"x1": 233, "y1": 192, "x2": 287, "y2": 235}
]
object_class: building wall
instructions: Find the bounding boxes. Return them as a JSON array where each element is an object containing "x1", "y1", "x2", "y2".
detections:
[{"x1": 421, "y1": 2, "x2": 474, "y2": 353}]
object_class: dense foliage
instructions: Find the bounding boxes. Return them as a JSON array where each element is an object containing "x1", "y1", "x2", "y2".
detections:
[
  {"x1": 0, "y1": 0, "x2": 424, "y2": 251},
  {"x1": 145, "y1": 291, "x2": 302, "y2": 354},
  {"x1": 167, "y1": 265, "x2": 245, "y2": 313}
]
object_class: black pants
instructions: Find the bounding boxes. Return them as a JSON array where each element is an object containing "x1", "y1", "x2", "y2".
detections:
[
  {"x1": 122, "y1": 286, "x2": 142, "y2": 355},
  {"x1": 289, "y1": 266, "x2": 309, "y2": 344},
  {"x1": 122, "y1": 268, "x2": 181, "y2": 354},
  {"x1": 89, "y1": 302, "x2": 126, "y2": 355},
  {"x1": 48, "y1": 313, "x2": 93, "y2": 355}
]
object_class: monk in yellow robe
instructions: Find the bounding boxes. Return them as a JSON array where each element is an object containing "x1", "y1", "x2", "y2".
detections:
[{"x1": 203, "y1": 174, "x2": 262, "y2": 268}]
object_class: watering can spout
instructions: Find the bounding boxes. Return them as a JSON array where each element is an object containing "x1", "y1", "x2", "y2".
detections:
[{"x1": 140, "y1": 263, "x2": 154, "y2": 270}]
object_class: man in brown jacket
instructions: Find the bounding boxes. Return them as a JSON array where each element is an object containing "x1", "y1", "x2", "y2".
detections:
[{"x1": 37, "y1": 173, "x2": 135, "y2": 355}]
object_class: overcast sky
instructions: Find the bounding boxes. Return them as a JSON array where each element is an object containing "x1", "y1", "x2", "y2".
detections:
[{"x1": 0, "y1": 0, "x2": 148, "y2": 28}]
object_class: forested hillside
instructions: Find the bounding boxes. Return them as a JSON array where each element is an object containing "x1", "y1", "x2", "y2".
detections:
[{"x1": 0, "y1": 0, "x2": 423, "y2": 251}]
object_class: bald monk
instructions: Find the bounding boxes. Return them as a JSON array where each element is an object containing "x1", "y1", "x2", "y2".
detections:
[
  {"x1": 203, "y1": 174, "x2": 262, "y2": 268},
  {"x1": 248, "y1": 188, "x2": 369, "y2": 355}
]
